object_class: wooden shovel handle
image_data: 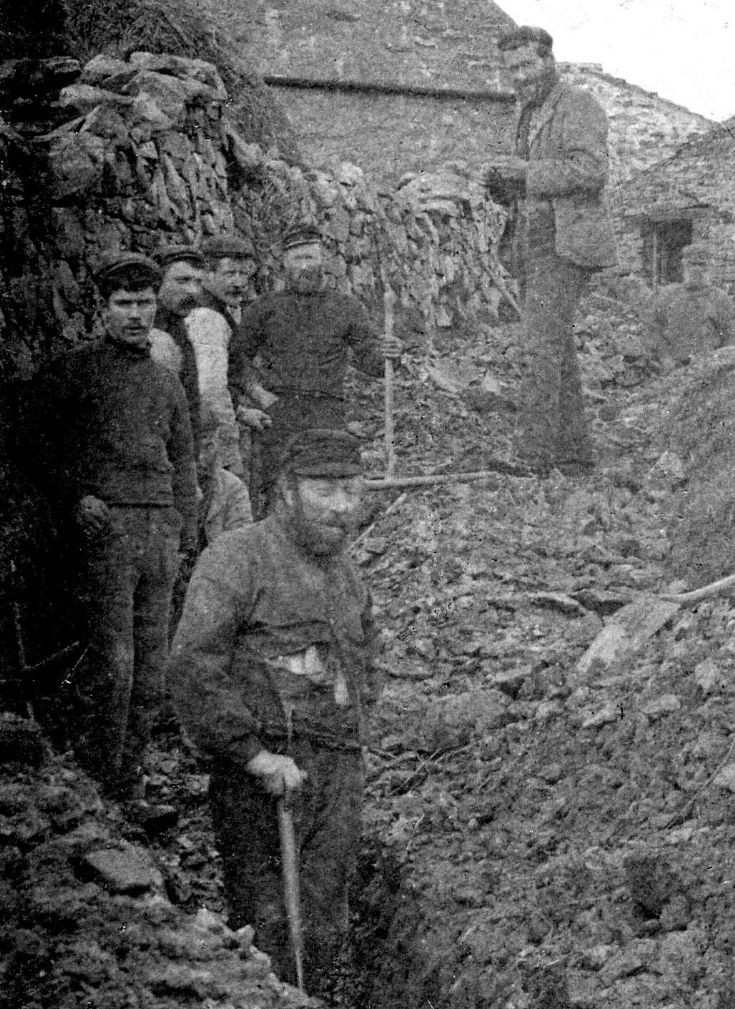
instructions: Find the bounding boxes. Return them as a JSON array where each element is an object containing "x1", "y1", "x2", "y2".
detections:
[
  {"x1": 383, "y1": 285, "x2": 397, "y2": 478},
  {"x1": 277, "y1": 798, "x2": 306, "y2": 992}
]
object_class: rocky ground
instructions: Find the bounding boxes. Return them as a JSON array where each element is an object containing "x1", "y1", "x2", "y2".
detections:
[{"x1": 5, "y1": 292, "x2": 735, "y2": 1009}]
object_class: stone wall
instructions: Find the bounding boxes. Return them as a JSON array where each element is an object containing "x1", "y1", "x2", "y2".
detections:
[
  {"x1": 0, "y1": 48, "x2": 510, "y2": 675},
  {"x1": 0, "y1": 51, "x2": 509, "y2": 374},
  {"x1": 264, "y1": 85, "x2": 516, "y2": 183},
  {"x1": 231, "y1": 0, "x2": 514, "y2": 91}
]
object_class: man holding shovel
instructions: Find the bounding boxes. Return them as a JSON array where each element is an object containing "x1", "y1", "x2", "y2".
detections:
[
  {"x1": 168, "y1": 429, "x2": 382, "y2": 995},
  {"x1": 229, "y1": 223, "x2": 402, "y2": 515}
]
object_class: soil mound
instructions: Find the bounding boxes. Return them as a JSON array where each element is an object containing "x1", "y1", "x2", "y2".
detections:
[{"x1": 656, "y1": 349, "x2": 735, "y2": 585}]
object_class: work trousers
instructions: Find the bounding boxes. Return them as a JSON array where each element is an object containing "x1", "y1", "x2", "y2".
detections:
[
  {"x1": 209, "y1": 738, "x2": 363, "y2": 996},
  {"x1": 517, "y1": 214, "x2": 594, "y2": 469},
  {"x1": 250, "y1": 394, "x2": 346, "y2": 518},
  {"x1": 74, "y1": 505, "x2": 180, "y2": 798}
]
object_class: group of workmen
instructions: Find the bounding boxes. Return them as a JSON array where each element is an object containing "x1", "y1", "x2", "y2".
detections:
[
  {"x1": 25, "y1": 216, "x2": 400, "y2": 995},
  {"x1": 18, "y1": 23, "x2": 733, "y2": 998}
]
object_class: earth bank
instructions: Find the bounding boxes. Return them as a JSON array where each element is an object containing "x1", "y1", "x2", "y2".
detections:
[{"x1": 6, "y1": 311, "x2": 735, "y2": 1008}]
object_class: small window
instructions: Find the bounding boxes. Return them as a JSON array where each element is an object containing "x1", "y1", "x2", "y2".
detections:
[{"x1": 642, "y1": 219, "x2": 693, "y2": 286}]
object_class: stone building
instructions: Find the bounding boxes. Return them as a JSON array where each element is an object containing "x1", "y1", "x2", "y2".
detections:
[
  {"x1": 559, "y1": 63, "x2": 711, "y2": 188},
  {"x1": 616, "y1": 118, "x2": 735, "y2": 292},
  {"x1": 227, "y1": 2, "x2": 713, "y2": 186},
  {"x1": 235, "y1": 0, "x2": 518, "y2": 180}
]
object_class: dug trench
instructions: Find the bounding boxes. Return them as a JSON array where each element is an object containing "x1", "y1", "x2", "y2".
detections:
[{"x1": 7, "y1": 320, "x2": 735, "y2": 1009}]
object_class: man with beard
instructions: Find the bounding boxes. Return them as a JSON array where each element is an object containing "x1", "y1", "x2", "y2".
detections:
[
  {"x1": 484, "y1": 26, "x2": 617, "y2": 475},
  {"x1": 168, "y1": 429, "x2": 381, "y2": 996},
  {"x1": 229, "y1": 224, "x2": 401, "y2": 515}
]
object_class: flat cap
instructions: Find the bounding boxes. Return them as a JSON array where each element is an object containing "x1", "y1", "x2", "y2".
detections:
[
  {"x1": 282, "y1": 223, "x2": 322, "y2": 251},
  {"x1": 682, "y1": 243, "x2": 709, "y2": 264},
  {"x1": 154, "y1": 245, "x2": 206, "y2": 269},
  {"x1": 201, "y1": 235, "x2": 256, "y2": 261},
  {"x1": 95, "y1": 251, "x2": 161, "y2": 290},
  {"x1": 498, "y1": 25, "x2": 554, "y2": 51},
  {"x1": 277, "y1": 428, "x2": 363, "y2": 478}
]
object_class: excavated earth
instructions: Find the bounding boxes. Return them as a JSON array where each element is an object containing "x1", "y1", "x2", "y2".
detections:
[{"x1": 5, "y1": 294, "x2": 735, "y2": 1009}]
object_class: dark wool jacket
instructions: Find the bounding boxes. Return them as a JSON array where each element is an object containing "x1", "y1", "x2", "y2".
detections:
[
  {"x1": 229, "y1": 289, "x2": 384, "y2": 402},
  {"x1": 34, "y1": 336, "x2": 198, "y2": 551},
  {"x1": 169, "y1": 514, "x2": 380, "y2": 767}
]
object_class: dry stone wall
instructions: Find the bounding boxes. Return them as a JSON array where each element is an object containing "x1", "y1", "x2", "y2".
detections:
[{"x1": 0, "y1": 51, "x2": 509, "y2": 376}]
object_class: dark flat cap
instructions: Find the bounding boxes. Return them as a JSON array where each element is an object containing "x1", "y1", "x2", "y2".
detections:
[
  {"x1": 95, "y1": 251, "x2": 161, "y2": 291},
  {"x1": 201, "y1": 235, "x2": 256, "y2": 261},
  {"x1": 498, "y1": 25, "x2": 554, "y2": 51},
  {"x1": 278, "y1": 428, "x2": 363, "y2": 478},
  {"x1": 154, "y1": 245, "x2": 205, "y2": 269},
  {"x1": 282, "y1": 223, "x2": 322, "y2": 251}
]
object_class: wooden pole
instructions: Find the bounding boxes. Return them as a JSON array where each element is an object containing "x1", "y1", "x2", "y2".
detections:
[
  {"x1": 383, "y1": 284, "x2": 397, "y2": 478},
  {"x1": 277, "y1": 799, "x2": 306, "y2": 993},
  {"x1": 351, "y1": 492, "x2": 408, "y2": 550},
  {"x1": 492, "y1": 271, "x2": 522, "y2": 319},
  {"x1": 364, "y1": 466, "x2": 532, "y2": 490}
]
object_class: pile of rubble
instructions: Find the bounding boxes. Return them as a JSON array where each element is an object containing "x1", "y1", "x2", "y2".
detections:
[
  {"x1": 0, "y1": 745, "x2": 313, "y2": 1009},
  {"x1": 350, "y1": 346, "x2": 735, "y2": 1006}
]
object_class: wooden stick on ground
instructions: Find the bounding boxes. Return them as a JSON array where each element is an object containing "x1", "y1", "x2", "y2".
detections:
[
  {"x1": 365, "y1": 464, "x2": 532, "y2": 490},
  {"x1": 660, "y1": 571, "x2": 735, "y2": 604},
  {"x1": 490, "y1": 269, "x2": 522, "y2": 319},
  {"x1": 351, "y1": 492, "x2": 408, "y2": 550}
]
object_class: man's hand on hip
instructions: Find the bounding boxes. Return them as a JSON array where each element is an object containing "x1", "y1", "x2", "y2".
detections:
[{"x1": 246, "y1": 750, "x2": 308, "y2": 797}]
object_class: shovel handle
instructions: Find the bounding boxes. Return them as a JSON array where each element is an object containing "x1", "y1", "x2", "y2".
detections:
[
  {"x1": 383, "y1": 285, "x2": 397, "y2": 478},
  {"x1": 277, "y1": 798, "x2": 306, "y2": 992}
]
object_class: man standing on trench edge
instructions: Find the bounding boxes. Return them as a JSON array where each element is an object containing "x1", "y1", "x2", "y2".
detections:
[
  {"x1": 30, "y1": 252, "x2": 197, "y2": 803},
  {"x1": 168, "y1": 428, "x2": 382, "y2": 997},
  {"x1": 229, "y1": 223, "x2": 402, "y2": 517},
  {"x1": 484, "y1": 25, "x2": 617, "y2": 475}
]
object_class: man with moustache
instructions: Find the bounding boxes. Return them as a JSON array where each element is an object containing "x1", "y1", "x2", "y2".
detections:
[
  {"x1": 484, "y1": 26, "x2": 617, "y2": 475},
  {"x1": 151, "y1": 245, "x2": 206, "y2": 450},
  {"x1": 168, "y1": 428, "x2": 381, "y2": 996},
  {"x1": 229, "y1": 223, "x2": 402, "y2": 515},
  {"x1": 33, "y1": 252, "x2": 197, "y2": 801},
  {"x1": 183, "y1": 236, "x2": 262, "y2": 477}
]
